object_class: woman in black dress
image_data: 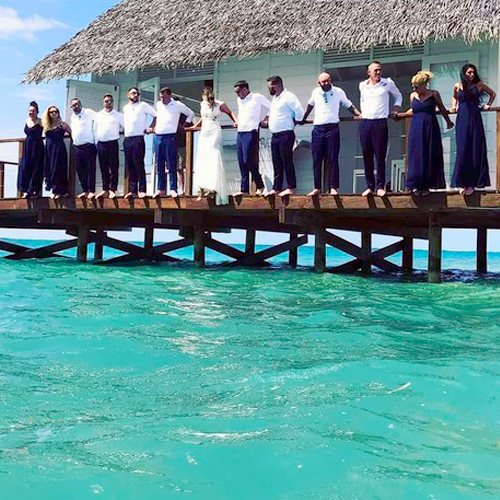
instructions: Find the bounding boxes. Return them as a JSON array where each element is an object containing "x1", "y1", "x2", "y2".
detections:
[
  {"x1": 406, "y1": 71, "x2": 454, "y2": 195},
  {"x1": 18, "y1": 101, "x2": 44, "y2": 198},
  {"x1": 450, "y1": 64, "x2": 496, "y2": 196},
  {"x1": 42, "y1": 106, "x2": 71, "y2": 199}
]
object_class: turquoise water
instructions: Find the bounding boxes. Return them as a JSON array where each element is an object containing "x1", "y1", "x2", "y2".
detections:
[{"x1": 1, "y1": 243, "x2": 500, "y2": 499}]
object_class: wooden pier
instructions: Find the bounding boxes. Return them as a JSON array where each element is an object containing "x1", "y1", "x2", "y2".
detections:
[{"x1": 0, "y1": 192, "x2": 497, "y2": 282}]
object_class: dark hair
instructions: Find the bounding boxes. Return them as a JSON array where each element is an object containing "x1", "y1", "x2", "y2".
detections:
[
  {"x1": 160, "y1": 86, "x2": 172, "y2": 95},
  {"x1": 460, "y1": 64, "x2": 481, "y2": 96},
  {"x1": 102, "y1": 93, "x2": 114, "y2": 100},
  {"x1": 234, "y1": 80, "x2": 249, "y2": 90},
  {"x1": 128, "y1": 87, "x2": 139, "y2": 93},
  {"x1": 71, "y1": 97, "x2": 81, "y2": 104},
  {"x1": 266, "y1": 75, "x2": 283, "y2": 86},
  {"x1": 368, "y1": 60, "x2": 382, "y2": 69},
  {"x1": 202, "y1": 86, "x2": 215, "y2": 105},
  {"x1": 29, "y1": 101, "x2": 39, "y2": 113}
]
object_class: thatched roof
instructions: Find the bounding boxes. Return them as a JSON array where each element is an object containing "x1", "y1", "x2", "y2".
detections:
[{"x1": 25, "y1": 0, "x2": 500, "y2": 83}]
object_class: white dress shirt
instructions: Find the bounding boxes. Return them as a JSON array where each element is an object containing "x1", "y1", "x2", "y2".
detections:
[
  {"x1": 94, "y1": 109, "x2": 124, "y2": 142},
  {"x1": 155, "y1": 99, "x2": 195, "y2": 135},
  {"x1": 237, "y1": 92, "x2": 271, "y2": 132},
  {"x1": 268, "y1": 89, "x2": 304, "y2": 134},
  {"x1": 308, "y1": 86, "x2": 353, "y2": 125},
  {"x1": 71, "y1": 108, "x2": 96, "y2": 146},
  {"x1": 123, "y1": 101, "x2": 157, "y2": 137},
  {"x1": 359, "y1": 77, "x2": 403, "y2": 119}
]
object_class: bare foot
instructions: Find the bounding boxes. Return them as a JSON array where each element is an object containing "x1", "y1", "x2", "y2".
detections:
[
  {"x1": 307, "y1": 188, "x2": 321, "y2": 197},
  {"x1": 376, "y1": 189, "x2": 386, "y2": 197},
  {"x1": 459, "y1": 188, "x2": 466, "y2": 195},
  {"x1": 124, "y1": 192, "x2": 134, "y2": 199},
  {"x1": 108, "y1": 190, "x2": 116, "y2": 199},
  {"x1": 465, "y1": 187, "x2": 475, "y2": 196},
  {"x1": 170, "y1": 190, "x2": 178, "y2": 198},
  {"x1": 152, "y1": 190, "x2": 165, "y2": 199},
  {"x1": 330, "y1": 188, "x2": 339, "y2": 196},
  {"x1": 233, "y1": 191, "x2": 246, "y2": 197},
  {"x1": 49, "y1": 193, "x2": 56, "y2": 199},
  {"x1": 255, "y1": 188, "x2": 264, "y2": 196},
  {"x1": 21, "y1": 192, "x2": 29, "y2": 199},
  {"x1": 362, "y1": 188, "x2": 373, "y2": 197},
  {"x1": 77, "y1": 192, "x2": 87, "y2": 199},
  {"x1": 196, "y1": 190, "x2": 204, "y2": 201},
  {"x1": 96, "y1": 190, "x2": 108, "y2": 199},
  {"x1": 265, "y1": 189, "x2": 277, "y2": 198},
  {"x1": 138, "y1": 192, "x2": 147, "y2": 199},
  {"x1": 87, "y1": 192, "x2": 95, "y2": 200},
  {"x1": 279, "y1": 188, "x2": 294, "y2": 197}
]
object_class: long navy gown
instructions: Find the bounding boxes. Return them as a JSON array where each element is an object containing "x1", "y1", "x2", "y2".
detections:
[
  {"x1": 406, "y1": 96, "x2": 446, "y2": 191},
  {"x1": 17, "y1": 122, "x2": 44, "y2": 195},
  {"x1": 451, "y1": 86, "x2": 490, "y2": 188},
  {"x1": 45, "y1": 127, "x2": 69, "y2": 196}
]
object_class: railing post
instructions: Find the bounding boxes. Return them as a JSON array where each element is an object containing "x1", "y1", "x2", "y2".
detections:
[
  {"x1": 17, "y1": 139, "x2": 24, "y2": 198},
  {"x1": 0, "y1": 162, "x2": 5, "y2": 199},
  {"x1": 496, "y1": 110, "x2": 500, "y2": 191},
  {"x1": 185, "y1": 130, "x2": 194, "y2": 196},
  {"x1": 68, "y1": 138, "x2": 76, "y2": 197}
]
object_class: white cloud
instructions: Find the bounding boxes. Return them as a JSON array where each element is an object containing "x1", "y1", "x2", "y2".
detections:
[{"x1": 0, "y1": 6, "x2": 67, "y2": 41}]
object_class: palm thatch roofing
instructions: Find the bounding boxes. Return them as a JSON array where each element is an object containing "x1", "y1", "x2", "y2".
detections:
[{"x1": 25, "y1": 0, "x2": 500, "y2": 83}]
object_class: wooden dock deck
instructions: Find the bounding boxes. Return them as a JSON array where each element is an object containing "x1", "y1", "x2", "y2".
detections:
[{"x1": 0, "y1": 192, "x2": 498, "y2": 282}]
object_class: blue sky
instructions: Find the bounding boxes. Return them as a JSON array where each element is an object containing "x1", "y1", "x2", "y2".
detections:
[{"x1": 0, "y1": 1, "x2": 497, "y2": 250}]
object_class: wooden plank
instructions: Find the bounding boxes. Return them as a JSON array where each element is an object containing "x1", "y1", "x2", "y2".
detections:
[
  {"x1": 428, "y1": 215, "x2": 442, "y2": 283},
  {"x1": 323, "y1": 231, "x2": 365, "y2": 259},
  {"x1": 0, "y1": 240, "x2": 29, "y2": 254},
  {"x1": 477, "y1": 228, "x2": 487, "y2": 274},
  {"x1": 152, "y1": 239, "x2": 193, "y2": 254}
]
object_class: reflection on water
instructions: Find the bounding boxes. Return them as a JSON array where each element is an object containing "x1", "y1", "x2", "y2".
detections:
[{"x1": 0, "y1": 247, "x2": 500, "y2": 499}]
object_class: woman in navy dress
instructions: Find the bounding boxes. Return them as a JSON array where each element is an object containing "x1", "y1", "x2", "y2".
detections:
[
  {"x1": 18, "y1": 101, "x2": 44, "y2": 198},
  {"x1": 451, "y1": 64, "x2": 496, "y2": 196},
  {"x1": 406, "y1": 71, "x2": 454, "y2": 195},
  {"x1": 42, "y1": 106, "x2": 71, "y2": 199}
]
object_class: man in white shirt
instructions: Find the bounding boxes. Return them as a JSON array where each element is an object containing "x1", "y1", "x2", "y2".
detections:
[
  {"x1": 302, "y1": 72, "x2": 360, "y2": 196},
  {"x1": 94, "y1": 94, "x2": 124, "y2": 199},
  {"x1": 264, "y1": 75, "x2": 304, "y2": 197},
  {"x1": 153, "y1": 87, "x2": 195, "y2": 198},
  {"x1": 122, "y1": 87, "x2": 157, "y2": 199},
  {"x1": 70, "y1": 98, "x2": 97, "y2": 199},
  {"x1": 234, "y1": 80, "x2": 270, "y2": 196},
  {"x1": 359, "y1": 61, "x2": 403, "y2": 197}
]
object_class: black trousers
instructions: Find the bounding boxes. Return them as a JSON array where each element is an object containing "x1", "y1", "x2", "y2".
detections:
[
  {"x1": 123, "y1": 136, "x2": 146, "y2": 194},
  {"x1": 312, "y1": 124, "x2": 340, "y2": 190},
  {"x1": 271, "y1": 130, "x2": 296, "y2": 191},
  {"x1": 74, "y1": 143, "x2": 97, "y2": 193},
  {"x1": 359, "y1": 119, "x2": 388, "y2": 191},
  {"x1": 237, "y1": 130, "x2": 264, "y2": 192},
  {"x1": 97, "y1": 140, "x2": 119, "y2": 192}
]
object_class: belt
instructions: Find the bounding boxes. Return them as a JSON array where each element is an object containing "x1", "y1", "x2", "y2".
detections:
[{"x1": 315, "y1": 123, "x2": 339, "y2": 129}]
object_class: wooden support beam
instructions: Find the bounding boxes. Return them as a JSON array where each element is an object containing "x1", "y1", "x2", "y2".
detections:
[
  {"x1": 153, "y1": 239, "x2": 192, "y2": 254},
  {"x1": 361, "y1": 231, "x2": 371, "y2": 275},
  {"x1": 144, "y1": 226, "x2": 154, "y2": 250},
  {"x1": 428, "y1": 215, "x2": 442, "y2": 283},
  {"x1": 94, "y1": 230, "x2": 105, "y2": 260},
  {"x1": 0, "y1": 240, "x2": 28, "y2": 254},
  {"x1": 402, "y1": 237, "x2": 413, "y2": 273},
  {"x1": 193, "y1": 227, "x2": 205, "y2": 268},
  {"x1": 477, "y1": 227, "x2": 487, "y2": 274},
  {"x1": 6, "y1": 239, "x2": 78, "y2": 260},
  {"x1": 289, "y1": 232, "x2": 298, "y2": 268},
  {"x1": 77, "y1": 225, "x2": 89, "y2": 262},
  {"x1": 314, "y1": 228, "x2": 326, "y2": 273},
  {"x1": 250, "y1": 234, "x2": 308, "y2": 265},
  {"x1": 204, "y1": 236, "x2": 245, "y2": 261},
  {"x1": 245, "y1": 229, "x2": 256, "y2": 256}
]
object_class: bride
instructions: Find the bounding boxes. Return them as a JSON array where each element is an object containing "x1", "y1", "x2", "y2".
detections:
[{"x1": 191, "y1": 87, "x2": 237, "y2": 205}]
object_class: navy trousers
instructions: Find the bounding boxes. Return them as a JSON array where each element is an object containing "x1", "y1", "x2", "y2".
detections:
[
  {"x1": 271, "y1": 130, "x2": 296, "y2": 191},
  {"x1": 74, "y1": 143, "x2": 97, "y2": 193},
  {"x1": 312, "y1": 123, "x2": 340, "y2": 190},
  {"x1": 237, "y1": 130, "x2": 264, "y2": 193},
  {"x1": 359, "y1": 118, "x2": 388, "y2": 191},
  {"x1": 123, "y1": 136, "x2": 146, "y2": 194},
  {"x1": 97, "y1": 140, "x2": 119, "y2": 192},
  {"x1": 154, "y1": 133, "x2": 177, "y2": 191}
]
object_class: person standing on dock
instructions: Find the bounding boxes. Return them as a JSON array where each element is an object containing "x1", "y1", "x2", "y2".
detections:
[
  {"x1": 301, "y1": 72, "x2": 360, "y2": 196},
  {"x1": 263, "y1": 75, "x2": 304, "y2": 197},
  {"x1": 18, "y1": 101, "x2": 44, "y2": 199},
  {"x1": 359, "y1": 61, "x2": 402, "y2": 197},
  {"x1": 122, "y1": 87, "x2": 157, "y2": 199},
  {"x1": 153, "y1": 87, "x2": 195, "y2": 199},
  {"x1": 450, "y1": 64, "x2": 496, "y2": 196},
  {"x1": 70, "y1": 98, "x2": 97, "y2": 200},
  {"x1": 94, "y1": 94, "x2": 124, "y2": 200},
  {"x1": 233, "y1": 80, "x2": 270, "y2": 196}
]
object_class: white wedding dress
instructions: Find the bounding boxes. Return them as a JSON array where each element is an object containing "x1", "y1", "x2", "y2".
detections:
[{"x1": 194, "y1": 100, "x2": 228, "y2": 205}]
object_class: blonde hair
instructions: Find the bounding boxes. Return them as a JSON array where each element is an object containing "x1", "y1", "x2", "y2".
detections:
[
  {"x1": 411, "y1": 70, "x2": 434, "y2": 88},
  {"x1": 42, "y1": 105, "x2": 62, "y2": 132}
]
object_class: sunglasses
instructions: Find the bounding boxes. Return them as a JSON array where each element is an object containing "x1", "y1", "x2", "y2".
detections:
[{"x1": 49, "y1": 110, "x2": 59, "y2": 114}]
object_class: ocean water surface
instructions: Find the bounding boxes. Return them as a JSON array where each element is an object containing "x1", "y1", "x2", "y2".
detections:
[{"x1": 1, "y1": 242, "x2": 500, "y2": 499}]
